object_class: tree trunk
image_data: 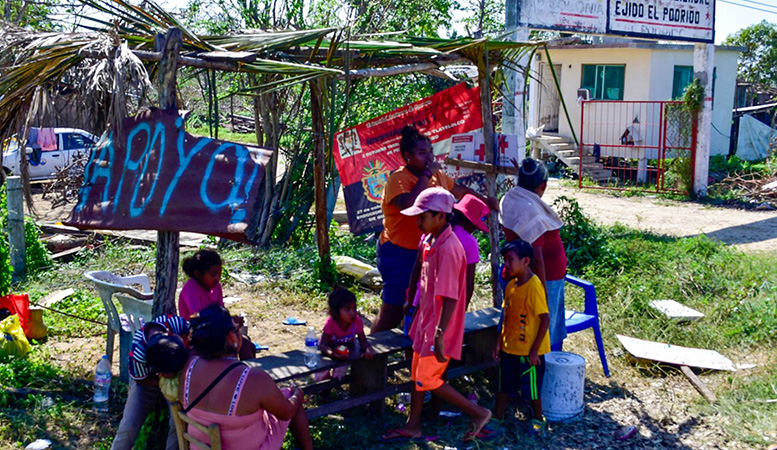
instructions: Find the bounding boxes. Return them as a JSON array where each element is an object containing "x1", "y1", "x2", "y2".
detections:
[
  {"x1": 476, "y1": 49, "x2": 502, "y2": 308},
  {"x1": 309, "y1": 78, "x2": 331, "y2": 276},
  {"x1": 153, "y1": 28, "x2": 182, "y2": 317}
]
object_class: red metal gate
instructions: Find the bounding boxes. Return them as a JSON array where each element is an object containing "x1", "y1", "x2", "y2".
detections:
[{"x1": 579, "y1": 100, "x2": 696, "y2": 194}]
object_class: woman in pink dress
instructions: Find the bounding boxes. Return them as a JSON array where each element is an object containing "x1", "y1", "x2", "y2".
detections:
[{"x1": 179, "y1": 305, "x2": 313, "y2": 450}]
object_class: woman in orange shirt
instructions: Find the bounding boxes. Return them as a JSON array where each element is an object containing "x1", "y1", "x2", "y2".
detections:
[{"x1": 371, "y1": 126, "x2": 496, "y2": 334}]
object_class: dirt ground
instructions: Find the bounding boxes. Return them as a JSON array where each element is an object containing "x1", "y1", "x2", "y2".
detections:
[{"x1": 23, "y1": 184, "x2": 777, "y2": 449}]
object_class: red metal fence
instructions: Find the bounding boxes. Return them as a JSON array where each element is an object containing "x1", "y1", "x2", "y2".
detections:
[{"x1": 579, "y1": 100, "x2": 696, "y2": 194}]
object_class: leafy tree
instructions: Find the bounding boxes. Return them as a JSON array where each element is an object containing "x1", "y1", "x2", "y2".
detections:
[
  {"x1": 723, "y1": 20, "x2": 777, "y2": 89},
  {"x1": 458, "y1": 0, "x2": 504, "y2": 38},
  {"x1": 2, "y1": 0, "x2": 59, "y2": 29}
]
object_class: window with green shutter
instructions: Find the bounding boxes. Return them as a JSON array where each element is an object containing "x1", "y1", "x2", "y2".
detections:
[
  {"x1": 672, "y1": 66, "x2": 694, "y2": 100},
  {"x1": 581, "y1": 65, "x2": 625, "y2": 100}
]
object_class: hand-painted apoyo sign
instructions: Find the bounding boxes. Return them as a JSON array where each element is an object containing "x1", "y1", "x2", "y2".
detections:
[
  {"x1": 518, "y1": 0, "x2": 714, "y2": 43},
  {"x1": 64, "y1": 108, "x2": 273, "y2": 242},
  {"x1": 333, "y1": 83, "x2": 482, "y2": 235}
]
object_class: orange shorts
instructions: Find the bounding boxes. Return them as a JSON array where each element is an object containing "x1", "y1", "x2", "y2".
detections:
[{"x1": 411, "y1": 352, "x2": 449, "y2": 391}]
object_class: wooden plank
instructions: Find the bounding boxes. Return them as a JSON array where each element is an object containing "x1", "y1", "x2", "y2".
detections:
[
  {"x1": 463, "y1": 307, "x2": 500, "y2": 333},
  {"x1": 307, "y1": 381, "x2": 414, "y2": 420},
  {"x1": 51, "y1": 246, "x2": 86, "y2": 261},
  {"x1": 680, "y1": 365, "x2": 717, "y2": 402},
  {"x1": 649, "y1": 299, "x2": 704, "y2": 322},
  {"x1": 39, "y1": 288, "x2": 75, "y2": 307},
  {"x1": 444, "y1": 157, "x2": 518, "y2": 175}
]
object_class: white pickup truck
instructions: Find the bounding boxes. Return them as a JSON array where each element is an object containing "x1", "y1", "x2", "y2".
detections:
[{"x1": 2, "y1": 128, "x2": 98, "y2": 181}]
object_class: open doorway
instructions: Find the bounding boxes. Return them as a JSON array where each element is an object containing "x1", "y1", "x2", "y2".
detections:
[{"x1": 538, "y1": 63, "x2": 561, "y2": 132}]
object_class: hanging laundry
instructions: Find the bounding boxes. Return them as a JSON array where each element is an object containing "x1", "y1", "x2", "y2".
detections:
[{"x1": 38, "y1": 128, "x2": 57, "y2": 151}]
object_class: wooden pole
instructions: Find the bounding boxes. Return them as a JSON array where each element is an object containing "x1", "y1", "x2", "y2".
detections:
[
  {"x1": 309, "y1": 78, "x2": 332, "y2": 277},
  {"x1": 153, "y1": 28, "x2": 182, "y2": 317},
  {"x1": 476, "y1": 49, "x2": 503, "y2": 308},
  {"x1": 5, "y1": 176, "x2": 25, "y2": 280}
]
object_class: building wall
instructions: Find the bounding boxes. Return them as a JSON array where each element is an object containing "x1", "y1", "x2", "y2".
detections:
[
  {"x1": 649, "y1": 48, "x2": 739, "y2": 156},
  {"x1": 531, "y1": 45, "x2": 739, "y2": 157}
]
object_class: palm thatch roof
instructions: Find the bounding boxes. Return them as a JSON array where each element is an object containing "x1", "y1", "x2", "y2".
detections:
[{"x1": 0, "y1": 0, "x2": 548, "y2": 178}]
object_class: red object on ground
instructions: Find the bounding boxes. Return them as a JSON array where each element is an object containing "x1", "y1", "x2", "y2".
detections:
[{"x1": 0, "y1": 294, "x2": 31, "y2": 337}]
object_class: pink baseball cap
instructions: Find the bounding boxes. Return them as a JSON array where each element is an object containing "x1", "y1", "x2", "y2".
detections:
[
  {"x1": 400, "y1": 187, "x2": 455, "y2": 216},
  {"x1": 453, "y1": 194, "x2": 489, "y2": 232}
]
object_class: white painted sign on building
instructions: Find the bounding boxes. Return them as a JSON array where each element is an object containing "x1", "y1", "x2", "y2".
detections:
[
  {"x1": 522, "y1": 0, "x2": 607, "y2": 34},
  {"x1": 608, "y1": 0, "x2": 714, "y2": 43},
  {"x1": 517, "y1": 0, "x2": 714, "y2": 43}
]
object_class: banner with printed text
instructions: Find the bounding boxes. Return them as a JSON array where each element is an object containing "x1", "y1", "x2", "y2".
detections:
[{"x1": 333, "y1": 83, "x2": 482, "y2": 235}]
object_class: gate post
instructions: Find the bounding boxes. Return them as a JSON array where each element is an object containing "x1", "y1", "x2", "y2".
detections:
[{"x1": 693, "y1": 43, "x2": 714, "y2": 197}]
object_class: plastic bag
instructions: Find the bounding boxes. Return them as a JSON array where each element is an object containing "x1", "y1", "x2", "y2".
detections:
[
  {"x1": 0, "y1": 314, "x2": 31, "y2": 358},
  {"x1": 0, "y1": 294, "x2": 30, "y2": 338}
]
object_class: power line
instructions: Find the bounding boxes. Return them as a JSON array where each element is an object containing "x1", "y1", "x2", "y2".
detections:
[
  {"x1": 735, "y1": 0, "x2": 777, "y2": 12},
  {"x1": 718, "y1": 0, "x2": 777, "y2": 16}
]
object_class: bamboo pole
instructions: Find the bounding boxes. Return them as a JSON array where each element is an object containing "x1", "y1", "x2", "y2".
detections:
[
  {"x1": 476, "y1": 48, "x2": 502, "y2": 308},
  {"x1": 153, "y1": 28, "x2": 182, "y2": 317},
  {"x1": 309, "y1": 78, "x2": 332, "y2": 277}
]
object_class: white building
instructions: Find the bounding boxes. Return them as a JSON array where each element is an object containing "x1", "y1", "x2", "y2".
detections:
[{"x1": 528, "y1": 42, "x2": 742, "y2": 158}]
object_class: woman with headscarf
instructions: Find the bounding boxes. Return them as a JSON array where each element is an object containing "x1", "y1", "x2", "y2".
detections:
[{"x1": 499, "y1": 158, "x2": 568, "y2": 349}]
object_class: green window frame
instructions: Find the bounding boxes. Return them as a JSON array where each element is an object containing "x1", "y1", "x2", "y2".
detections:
[
  {"x1": 672, "y1": 65, "x2": 716, "y2": 108},
  {"x1": 672, "y1": 66, "x2": 694, "y2": 100},
  {"x1": 581, "y1": 64, "x2": 625, "y2": 100}
]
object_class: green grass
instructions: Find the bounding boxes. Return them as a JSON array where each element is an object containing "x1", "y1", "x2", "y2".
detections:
[
  {"x1": 1, "y1": 200, "x2": 776, "y2": 448},
  {"x1": 188, "y1": 125, "x2": 258, "y2": 146}
]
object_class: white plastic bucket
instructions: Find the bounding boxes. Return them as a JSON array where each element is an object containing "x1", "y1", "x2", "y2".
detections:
[{"x1": 541, "y1": 351, "x2": 586, "y2": 422}]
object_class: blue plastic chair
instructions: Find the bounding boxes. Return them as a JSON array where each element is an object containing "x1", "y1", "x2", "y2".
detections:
[
  {"x1": 498, "y1": 266, "x2": 610, "y2": 377},
  {"x1": 562, "y1": 274, "x2": 609, "y2": 377}
]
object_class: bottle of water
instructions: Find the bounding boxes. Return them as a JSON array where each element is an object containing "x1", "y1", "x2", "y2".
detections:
[
  {"x1": 304, "y1": 326, "x2": 319, "y2": 368},
  {"x1": 93, "y1": 355, "x2": 111, "y2": 413}
]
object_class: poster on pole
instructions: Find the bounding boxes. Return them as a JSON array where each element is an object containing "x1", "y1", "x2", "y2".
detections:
[
  {"x1": 607, "y1": 0, "x2": 714, "y2": 43},
  {"x1": 333, "y1": 83, "x2": 482, "y2": 235},
  {"x1": 64, "y1": 108, "x2": 273, "y2": 242}
]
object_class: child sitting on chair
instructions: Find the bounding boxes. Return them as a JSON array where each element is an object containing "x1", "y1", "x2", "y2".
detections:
[
  {"x1": 317, "y1": 288, "x2": 374, "y2": 380},
  {"x1": 494, "y1": 239, "x2": 550, "y2": 436}
]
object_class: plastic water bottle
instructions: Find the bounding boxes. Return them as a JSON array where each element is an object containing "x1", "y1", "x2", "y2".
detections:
[
  {"x1": 93, "y1": 355, "x2": 111, "y2": 413},
  {"x1": 304, "y1": 326, "x2": 319, "y2": 368}
]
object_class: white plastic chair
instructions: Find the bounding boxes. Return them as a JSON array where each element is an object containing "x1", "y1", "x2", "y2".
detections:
[
  {"x1": 84, "y1": 270, "x2": 153, "y2": 364},
  {"x1": 115, "y1": 294, "x2": 154, "y2": 335}
]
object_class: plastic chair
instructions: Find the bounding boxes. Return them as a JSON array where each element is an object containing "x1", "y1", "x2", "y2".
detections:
[
  {"x1": 115, "y1": 294, "x2": 153, "y2": 335},
  {"x1": 497, "y1": 266, "x2": 610, "y2": 377},
  {"x1": 562, "y1": 274, "x2": 610, "y2": 377},
  {"x1": 170, "y1": 401, "x2": 222, "y2": 450},
  {"x1": 84, "y1": 271, "x2": 153, "y2": 364}
]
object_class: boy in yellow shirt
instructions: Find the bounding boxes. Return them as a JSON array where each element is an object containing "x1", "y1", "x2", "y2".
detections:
[{"x1": 493, "y1": 239, "x2": 550, "y2": 435}]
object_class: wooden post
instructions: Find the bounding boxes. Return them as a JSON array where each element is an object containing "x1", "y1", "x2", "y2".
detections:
[
  {"x1": 5, "y1": 176, "x2": 25, "y2": 280},
  {"x1": 154, "y1": 28, "x2": 183, "y2": 317},
  {"x1": 476, "y1": 50, "x2": 503, "y2": 308},
  {"x1": 309, "y1": 78, "x2": 332, "y2": 276}
]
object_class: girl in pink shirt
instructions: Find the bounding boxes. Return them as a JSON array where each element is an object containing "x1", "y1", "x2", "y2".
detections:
[
  {"x1": 318, "y1": 288, "x2": 374, "y2": 380},
  {"x1": 179, "y1": 250, "x2": 255, "y2": 360},
  {"x1": 179, "y1": 250, "x2": 224, "y2": 320}
]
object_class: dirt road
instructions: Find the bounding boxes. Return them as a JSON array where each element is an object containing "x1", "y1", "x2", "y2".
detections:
[{"x1": 545, "y1": 180, "x2": 777, "y2": 253}]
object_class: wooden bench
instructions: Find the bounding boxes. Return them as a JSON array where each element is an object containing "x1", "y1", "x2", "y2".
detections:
[{"x1": 243, "y1": 307, "x2": 501, "y2": 420}]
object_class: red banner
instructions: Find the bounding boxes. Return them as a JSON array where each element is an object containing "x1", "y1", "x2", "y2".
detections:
[
  {"x1": 334, "y1": 83, "x2": 482, "y2": 234},
  {"x1": 64, "y1": 109, "x2": 273, "y2": 242}
]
